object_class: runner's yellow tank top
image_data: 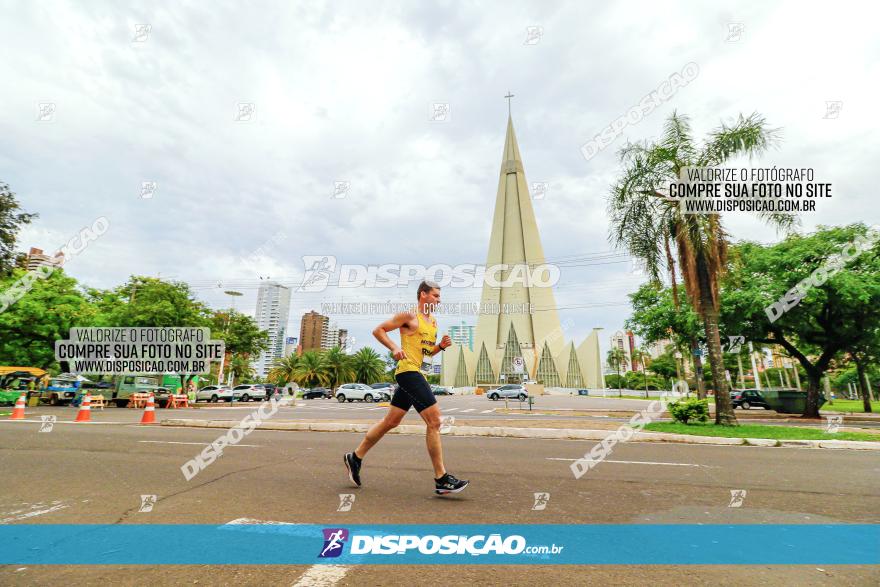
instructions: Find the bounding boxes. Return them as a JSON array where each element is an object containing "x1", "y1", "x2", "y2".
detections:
[{"x1": 395, "y1": 313, "x2": 438, "y2": 376}]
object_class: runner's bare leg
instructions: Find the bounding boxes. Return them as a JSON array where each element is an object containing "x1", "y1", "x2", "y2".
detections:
[
  {"x1": 354, "y1": 406, "x2": 406, "y2": 458},
  {"x1": 419, "y1": 404, "x2": 445, "y2": 478}
]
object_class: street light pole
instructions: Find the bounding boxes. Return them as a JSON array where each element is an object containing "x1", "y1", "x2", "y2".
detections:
[{"x1": 217, "y1": 290, "x2": 243, "y2": 390}]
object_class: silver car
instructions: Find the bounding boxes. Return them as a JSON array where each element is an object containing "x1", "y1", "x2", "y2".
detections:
[
  {"x1": 486, "y1": 384, "x2": 528, "y2": 401},
  {"x1": 196, "y1": 385, "x2": 240, "y2": 403}
]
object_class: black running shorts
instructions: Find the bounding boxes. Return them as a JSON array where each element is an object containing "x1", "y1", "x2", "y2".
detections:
[{"x1": 392, "y1": 371, "x2": 437, "y2": 413}]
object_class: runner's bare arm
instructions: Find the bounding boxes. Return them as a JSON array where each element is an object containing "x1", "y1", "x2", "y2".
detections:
[
  {"x1": 372, "y1": 312, "x2": 415, "y2": 360},
  {"x1": 428, "y1": 334, "x2": 452, "y2": 356}
]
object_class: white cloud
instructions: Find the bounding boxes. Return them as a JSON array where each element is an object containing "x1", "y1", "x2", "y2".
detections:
[{"x1": 2, "y1": 0, "x2": 877, "y2": 359}]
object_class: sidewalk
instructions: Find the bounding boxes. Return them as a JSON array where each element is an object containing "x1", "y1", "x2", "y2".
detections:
[{"x1": 161, "y1": 418, "x2": 880, "y2": 451}]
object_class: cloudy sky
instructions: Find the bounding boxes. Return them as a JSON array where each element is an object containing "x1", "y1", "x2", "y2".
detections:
[{"x1": 2, "y1": 0, "x2": 877, "y2": 357}]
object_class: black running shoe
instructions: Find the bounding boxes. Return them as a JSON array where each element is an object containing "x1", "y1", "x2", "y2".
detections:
[
  {"x1": 344, "y1": 452, "x2": 362, "y2": 487},
  {"x1": 435, "y1": 472, "x2": 469, "y2": 495}
]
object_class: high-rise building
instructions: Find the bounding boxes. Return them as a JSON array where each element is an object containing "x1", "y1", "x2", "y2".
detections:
[
  {"x1": 24, "y1": 247, "x2": 64, "y2": 271},
  {"x1": 609, "y1": 330, "x2": 636, "y2": 373},
  {"x1": 338, "y1": 329, "x2": 350, "y2": 351},
  {"x1": 283, "y1": 336, "x2": 298, "y2": 357},
  {"x1": 440, "y1": 114, "x2": 603, "y2": 389},
  {"x1": 253, "y1": 281, "x2": 291, "y2": 377},
  {"x1": 449, "y1": 321, "x2": 475, "y2": 351},
  {"x1": 646, "y1": 338, "x2": 674, "y2": 359},
  {"x1": 300, "y1": 310, "x2": 328, "y2": 352},
  {"x1": 321, "y1": 323, "x2": 349, "y2": 350}
]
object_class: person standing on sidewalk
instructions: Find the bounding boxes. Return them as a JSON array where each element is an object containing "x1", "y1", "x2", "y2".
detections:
[{"x1": 344, "y1": 280, "x2": 469, "y2": 495}]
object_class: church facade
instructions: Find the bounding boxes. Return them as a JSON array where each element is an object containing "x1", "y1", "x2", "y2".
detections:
[{"x1": 440, "y1": 115, "x2": 604, "y2": 389}]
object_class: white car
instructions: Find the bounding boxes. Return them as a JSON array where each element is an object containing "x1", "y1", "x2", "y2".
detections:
[
  {"x1": 232, "y1": 384, "x2": 267, "y2": 402},
  {"x1": 196, "y1": 385, "x2": 240, "y2": 403},
  {"x1": 335, "y1": 383, "x2": 389, "y2": 403}
]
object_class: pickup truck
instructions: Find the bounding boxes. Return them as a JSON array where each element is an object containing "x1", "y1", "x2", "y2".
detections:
[{"x1": 111, "y1": 375, "x2": 172, "y2": 408}]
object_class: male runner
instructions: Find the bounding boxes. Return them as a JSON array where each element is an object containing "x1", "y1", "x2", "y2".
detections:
[{"x1": 344, "y1": 280, "x2": 469, "y2": 495}]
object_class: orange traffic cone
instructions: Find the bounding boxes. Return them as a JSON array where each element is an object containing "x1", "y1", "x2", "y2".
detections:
[
  {"x1": 9, "y1": 393, "x2": 27, "y2": 420},
  {"x1": 140, "y1": 393, "x2": 157, "y2": 424},
  {"x1": 74, "y1": 394, "x2": 92, "y2": 422}
]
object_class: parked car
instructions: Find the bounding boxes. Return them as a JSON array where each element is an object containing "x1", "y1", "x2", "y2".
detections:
[
  {"x1": 262, "y1": 384, "x2": 279, "y2": 399},
  {"x1": 336, "y1": 383, "x2": 389, "y2": 403},
  {"x1": 196, "y1": 385, "x2": 240, "y2": 403},
  {"x1": 302, "y1": 387, "x2": 332, "y2": 400},
  {"x1": 730, "y1": 389, "x2": 770, "y2": 410},
  {"x1": 486, "y1": 384, "x2": 528, "y2": 401},
  {"x1": 232, "y1": 384, "x2": 267, "y2": 402},
  {"x1": 431, "y1": 385, "x2": 453, "y2": 395}
]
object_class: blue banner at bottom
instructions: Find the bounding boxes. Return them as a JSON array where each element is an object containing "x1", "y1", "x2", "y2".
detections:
[{"x1": 0, "y1": 524, "x2": 877, "y2": 565}]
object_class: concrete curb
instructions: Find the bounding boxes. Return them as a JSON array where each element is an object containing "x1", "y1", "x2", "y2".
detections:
[{"x1": 159, "y1": 419, "x2": 880, "y2": 450}]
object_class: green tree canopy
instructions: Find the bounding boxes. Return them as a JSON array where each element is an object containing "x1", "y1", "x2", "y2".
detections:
[
  {"x1": 0, "y1": 182, "x2": 38, "y2": 276},
  {"x1": 720, "y1": 223, "x2": 880, "y2": 417},
  {"x1": 0, "y1": 269, "x2": 95, "y2": 368},
  {"x1": 350, "y1": 347, "x2": 386, "y2": 384}
]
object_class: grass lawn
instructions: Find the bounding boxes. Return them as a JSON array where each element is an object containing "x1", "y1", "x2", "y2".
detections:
[
  {"x1": 822, "y1": 399, "x2": 880, "y2": 413},
  {"x1": 643, "y1": 421, "x2": 880, "y2": 442}
]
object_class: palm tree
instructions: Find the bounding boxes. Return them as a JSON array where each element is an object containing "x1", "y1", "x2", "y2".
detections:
[
  {"x1": 607, "y1": 347, "x2": 626, "y2": 397},
  {"x1": 632, "y1": 347, "x2": 650, "y2": 398},
  {"x1": 322, "y1": 346, "x2": 355, "y2": 392},
  {"x1": 269, "y1": 354, "x2": 300, "y2": 386},
  {"x1": 350, "y1": 347, "x2": 386, "y2": 384},
  {"x1": 608, "y1": 111, "x2": 795, "y2": 425},
  {"x1": 293, "y1": 351, "x2": 329, "y2": 389},
  {"x1": 229, "y1": 354, "x2": 254, "y2": 386}
]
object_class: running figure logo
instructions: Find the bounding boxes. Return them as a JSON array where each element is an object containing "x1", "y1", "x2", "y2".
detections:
[
  {"x1": 39, "y1": 415, "x2": 57, "y2": 433},
  {"x1": 728, "y1": 489, "x2": 747, "y2": 508},
  {"x1": 299, "y1": 255, "x2": 337, "y2": 292},
  {"x1": 138, "y1": 494, "x2": 157, "y2": 512},
  {"x1": 337, "y1": 494, "x2": 355, "y2": 512},
  {"x1": 532, "y1": 492, "x2": 550, "y2": 510},
  {"x1": 319, "y1": 528, "x2": 349, "y2": 558},
  {"x1": 825, "y1": 415, "x2": 843, "y2": 434}
]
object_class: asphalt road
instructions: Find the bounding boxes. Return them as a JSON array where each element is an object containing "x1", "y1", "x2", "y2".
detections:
[
  {"x1": 8, "y1": 395, "x2": 878, "y2": 429},
  {"x1": 1, "y1": 415, "x2": 878, "y2": 585}
]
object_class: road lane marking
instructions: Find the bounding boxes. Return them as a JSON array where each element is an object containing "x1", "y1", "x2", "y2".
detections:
[
  {"x1": 224, "y1": 518, "x2": 350, "y2": 586},
  {"x1": 546, "y1": 457, "x2": 718, "y2": 468},
  {"x1": 459, "y1": 409, "x2": 476, "y2": 413},
  {"x1": 480, "y1": 409, "x2": 494, "y2": 413},
  {"x1": 444, "y1": 408, "x2": 459, "y2": 412},
  {"x1": 138, "y1": 441, "x2": 261, "y2": 447},
  {"x1": 0, "y1": 502, "x2": 69, "y2": 524},
  {"x1": 293, "y1": 565, "x2": 350, "y2": 586}
]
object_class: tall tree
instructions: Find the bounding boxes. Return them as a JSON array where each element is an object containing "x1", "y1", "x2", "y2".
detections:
[
  {"x1": 268, "y1": 354, "x2": 300, "y2": 386},
  {"x1": 0, "y1": 269, "x2": 95, "y2": 368},
  {"x1": 606, "y1": 347, "x2": 626, "y2": 396},
  {"x1": 294, "y1": 350, "x2": 329, "y2": 389},
  {"x1": 350, "y1": 347, "x2": 386, "y2": 384},
  {"x1": 0, "y1": 182, "x2": 38, "y2": 276},
  {"x1": 322, "y1": 346, "x2": 355, "y2": 391},
  {"x1": 608, "y1": 111, "x2": 795, "y2": 425},
  {"x1": 720, "y1": 224, "x2": 880, "y2": 417},
  {"x1": 626, "y1": 282, "x2": 704, "y2": 390},
  {"x1": 93, "y1": 276, "x2": 213, "y2": 389}
]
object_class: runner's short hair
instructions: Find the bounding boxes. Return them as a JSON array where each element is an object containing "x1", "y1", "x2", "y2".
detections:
[{"x1": 417, "y1": 280, "x2": 440, "y2": 300}]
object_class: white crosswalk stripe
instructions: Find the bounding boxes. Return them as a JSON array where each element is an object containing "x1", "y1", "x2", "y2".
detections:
[
  {"x1": 480, "y1": 409, "x2": 494, "y2": 413},
  {"x1": 459, "y1": 408, "x2": 476, "y2": 413}
]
